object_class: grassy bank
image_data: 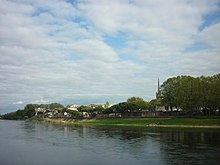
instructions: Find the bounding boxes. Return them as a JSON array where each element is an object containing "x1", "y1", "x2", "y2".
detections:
[{"x1": 34, "y1": 118, "x2": 220, "y2": 128}]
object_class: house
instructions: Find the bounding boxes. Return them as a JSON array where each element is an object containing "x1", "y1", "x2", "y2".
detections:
[
  {"x1": 64, "y1": 112, "x2": 71, "y2": 118},
  {"x1": 35, "y1": 107, "x2": 46, "y2": 116},
  {"x1": 47, "y1": 112, "x2": 53, "y2": 118},
  {"x1": 88, "y1": 104, "x2": 106, "y2": 109},
  {"x1": 82, "y1": 112, "x2": 90, "y2": 118},
  {"x1": 67, "y1": 104, "x2": 80, "y2": 111},
  {"x1": 35, "y1": 107, "x2": 46, "y2": 113}
]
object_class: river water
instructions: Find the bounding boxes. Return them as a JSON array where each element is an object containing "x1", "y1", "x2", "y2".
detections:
[{"x1": 0, "y1": 120, "x2": 219, "y2": 165}]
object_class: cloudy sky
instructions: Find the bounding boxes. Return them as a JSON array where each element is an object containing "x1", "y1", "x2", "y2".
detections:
[{"x1": 0, "y1": 0, "x2": 220, "y2": 113}]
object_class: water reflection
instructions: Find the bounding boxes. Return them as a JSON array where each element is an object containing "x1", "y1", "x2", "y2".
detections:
[
  {"x1": 159, "y1": 129, "x2": 220, "y2": 147},
  {"x1": 0, "y1": 120, "x2": 220, "y2": 165},
  {"x1": 157, "y1": 129, "x2": 220, "y2": 165}
]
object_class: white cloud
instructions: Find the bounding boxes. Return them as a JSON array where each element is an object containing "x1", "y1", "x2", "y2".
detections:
[
  {"x1": 199, "y1": 22, "x2": 220, "y2": 48},
  {"x1": 0, "y1": 0, "x2": 219, "y2": 113},
  {"x1": 13, "y1": 101, "x2": 24, "y2": 105}
]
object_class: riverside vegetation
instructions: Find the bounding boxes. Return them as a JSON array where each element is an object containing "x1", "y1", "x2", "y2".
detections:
[
  {"x1": 1, "y1": 73, "x2": 220, "y2": 127},
  {"x1": 40, "y1": 118, "x2": 220, "y2": 128}
]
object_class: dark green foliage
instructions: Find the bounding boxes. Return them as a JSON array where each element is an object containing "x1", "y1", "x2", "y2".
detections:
[
  {"x1": 127, "y1": 97, "x2": 148, "y2": 109},
  {"x1": 78, "y1": 105, "x2": 93, "y2": 112},
  {"x1": 148, "y1": 99, "x2": 157, "y2": 111},
  {"x1": 2, "y1": 103, "x2": 65, "y2": 120},
  {"x1": 94, "y1": 106, "x2": 105, "y2": 113},
  {"x1": 2, "y1": 104, "x2": 38, "y2": 120},
  {"x1": 49, "y1": 103, "x2": 64, "y2": 109},
  {"x1": 104, "y1": 98, "x2": 148, "y2": 114},
  {"x1": 115, "y1": 102, "x2": 130, "y2": 113},
  {"x1": 161, "y1": 73, "x2": 220, "y2": 114},
  {"x1": 2, "y1": 111, "x2": 20, "y2": 120},
  {"x1": 23, "y1": 104, "x2": 37, "y2": 118}
]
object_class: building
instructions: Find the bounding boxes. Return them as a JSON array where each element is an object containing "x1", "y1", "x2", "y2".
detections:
[
  {"x1": 88, "y1": 104, "x2": 105, "y2": 109},
  {"x1": 88, "y1": 103, "x2": 113, "y2": 109},
  {"x1": 67, "y1": 104, "x2": 80, "y2": 111},
  {"x1": 35, "y1": 107, "x2": 46, "y2": 116},
  {"x1": 155, "y1": 78, "x2": 167, "y2": 112}
]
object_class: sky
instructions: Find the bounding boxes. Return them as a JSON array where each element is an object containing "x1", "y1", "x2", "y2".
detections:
[{"x1": 0, "y1": 0, "x2": 220, "y2": 114}]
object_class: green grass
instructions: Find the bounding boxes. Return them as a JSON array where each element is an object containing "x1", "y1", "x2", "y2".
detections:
[
  {"x1": 34, "y1": 117, "x2": 220, "y2": 128},
  {"x1": 79, "y1": 118, "x2": 220, "y2": 126}
]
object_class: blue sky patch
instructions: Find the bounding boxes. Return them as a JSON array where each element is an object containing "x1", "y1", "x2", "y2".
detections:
[
  {"x1": 104, "y1": 32, "x2": 127, "y2": 49},
  {"x1": 184, "y1": 42, "x2": 207, "y2": 53},
  {"x1": 32, "y1": 8, "x2": 50, "y2": 17},
  {"x1": 65, "y1": 54, "x2": 83, "y2": 62},
  {"x1": 119, "y1": 54, "x2": 145, "y2": 65},
  {"x1": 199, "y1": 11, "x2": 220, "y2": 31}
]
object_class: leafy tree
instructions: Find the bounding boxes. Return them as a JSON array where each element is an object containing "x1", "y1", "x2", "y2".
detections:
[
  {"x1": 64, "y1": 109, "x2": 80, "y2": 116},
  {"x1": 78, "y1": 105, "x2": 93, "y2": 113},
  {"x1": 2, "y1": 112, "x2": 19, "y2": 120},
  {"x1": 102, "y1": 107, "x2": 114, "y2": 114},
  {"x1": 127, "y1": 97, "x2": 148, "y2": 110},
  {"x1": 148, "y1": 99, "x2": 157, "y2": 111},
  {"x1": 49, "y1": 103, "x2": 64, "y2": 109},
  {"x1": 94, "y1": 106, "x2": 105, "y2": 113},
  {"x1": 104, "y1": 101, "x2": 143, "y2": 114},
  {"x1": 161, "y1": 73, "x2": 220, "y2": 115},
  {"x1": 106, "y1": 102, "x2": 128, "y2": 113},
  {"x1": 2, "y1": 106, "x2": 36, "y2": 120},
  {"x1": 206, "y1": 74, "x2": 220, "y2": 112},
  {"x1": 104, "y1": 101, "x2": 110, "y2": 108},
  {"x1": 23, "y1": 104, "x2": 38, "y2": 118},
  {"x1": 160, "y1": 77, "x2": 177, "y2": 111}
]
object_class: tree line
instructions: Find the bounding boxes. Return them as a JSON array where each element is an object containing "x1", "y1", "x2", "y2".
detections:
[
  {"x1": 1, "y1": 73, "x2": 219, "y2": 120},
  {"x1": 103, "y1": 97, "x2": 155, "y2": 114},
  {"x1": 161, "y1": 73, "x2": 220, "y2": 115},
  {"x1": 1, "y1": 103, "x2": 64, "y2": 120},
  {"x1": 1, "y1": 97, "x2": 156, "y2": 120}
]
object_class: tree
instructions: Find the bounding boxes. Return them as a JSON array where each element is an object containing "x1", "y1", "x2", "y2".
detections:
[
  {"x1": 127, "y1": 97, "x2": 148, "y2": 110},
  {"x1": 161, "y1": 77, "x2": 177, "y2": 111},
  {"x1": 49, "y1": 103, "x2": 64, "y2": 110},
  {"x1": 161, "y1": 73, "x2": 220, "y2": 115},
  {"x1": 104, "y1": 101, "x2": 110, "y2": 109},
  {"x1": 148, "y1": 99, "x2": 157, "y2": 111},
  {"x1": 104, "y1": 101, "x2": 145, "y2": 114},
  {"x1": 78, "y1": 106, "x2": 93, "y2": 113},
  {"x1": 127, "y1": 97, "x2": 144, "y2": 103},
  {"x1": 94, "y1": 106, "x2": 105, "y2": 113},
  {"x1": 23, "y1": 104, "x2": 38, "y2": 118},
  {"x1": 2, "y1": 105, "x2": 37, "y2": 120},
  {"x1": 206, "y1": 74, "x2": 220, "y2": 112}
]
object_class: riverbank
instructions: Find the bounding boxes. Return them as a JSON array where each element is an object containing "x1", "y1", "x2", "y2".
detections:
[{"x1": 32, "y1": 118, "x2": 220, "y2": 128}]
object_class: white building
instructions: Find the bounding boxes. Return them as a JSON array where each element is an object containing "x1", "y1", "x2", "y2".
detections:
[
  {"x1": 67, "y1": 104, "x2": 80, "y2": 111},
  {"x1": 35, "y1": 107, "x2": 46, "y2": 116},
  {"x1": 35, "y1": 107, "x2": 46, "y2": 113}
]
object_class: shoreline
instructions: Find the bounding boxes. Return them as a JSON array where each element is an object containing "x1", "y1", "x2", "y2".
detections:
[{"x1": 32, "y1": 118, "x2": 220, "y2": 129}]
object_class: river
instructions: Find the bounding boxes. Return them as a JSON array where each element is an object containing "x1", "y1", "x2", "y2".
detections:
[{"x1": 0, "y1": 120, "x2": 219, "y2": 165}]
